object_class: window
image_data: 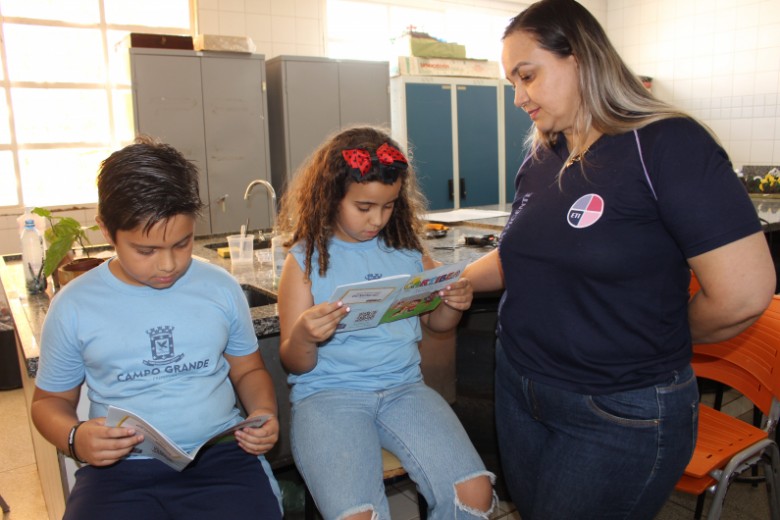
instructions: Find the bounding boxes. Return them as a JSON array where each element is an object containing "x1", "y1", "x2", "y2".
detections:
[
  {"x1": 0, "y1": 0, "x2": 192, "y2": 210},
  {"x1": 326, "y1": 0, "x2": 519, "y2": 64}
]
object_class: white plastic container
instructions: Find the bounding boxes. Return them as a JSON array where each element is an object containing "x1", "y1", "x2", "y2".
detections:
[{"x1": 21, "y1": 218, "x2": 46, "y2": 293}]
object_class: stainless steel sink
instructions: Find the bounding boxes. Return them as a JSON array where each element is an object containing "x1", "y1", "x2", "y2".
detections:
[
  {"x1": 240, "y1": 284, "x2": 277, "y2": 307},
  {"x1": 204, "y1": 238, "x2": 271, "y2": 251}
]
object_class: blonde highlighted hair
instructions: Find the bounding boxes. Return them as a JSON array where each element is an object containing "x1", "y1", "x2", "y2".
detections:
[{"x1": 505, "y1": 0, "x2": 693, "y2": 168}]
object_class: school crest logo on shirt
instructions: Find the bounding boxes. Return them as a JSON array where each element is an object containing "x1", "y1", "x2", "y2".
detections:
[
  {"x1": 143, "y1": 326, "x2": 184, "y2": 366},
  {"x1": 567, "y1": 194, "x2": 604, "y2": 229}
]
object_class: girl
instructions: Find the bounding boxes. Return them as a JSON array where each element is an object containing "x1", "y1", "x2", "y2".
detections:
[{"x1": 277, "y1": 126, "x2": 495, "y2": 520}]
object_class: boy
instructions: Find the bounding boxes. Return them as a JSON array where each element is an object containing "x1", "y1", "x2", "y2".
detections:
[{"x1": 31, "y1": 136, "x2": 282, "y2": 519}]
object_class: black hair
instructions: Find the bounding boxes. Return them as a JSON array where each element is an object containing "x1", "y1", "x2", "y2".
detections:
[{"x1": 97, "y1": 135, "x2": 203, "y2": 240}]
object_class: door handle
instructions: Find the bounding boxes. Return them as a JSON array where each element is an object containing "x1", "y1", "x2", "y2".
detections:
[
  {"x1": 448, "y1": 179, "x2": 454, "y2": 201},
  {"x1": 460, "y1": 178, "x2": 467, "y2": 199},
  {"x1": 216, "y1": 194, "x2": 229, "y2": 213}
]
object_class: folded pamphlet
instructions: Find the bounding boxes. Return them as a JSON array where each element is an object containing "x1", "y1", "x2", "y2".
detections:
[
  {"x1": 329, "y1": 260, "x2": 468, "y2": 333},
  {"x1": 106, "y1": 405, "x2": 270, "y2": 471}
]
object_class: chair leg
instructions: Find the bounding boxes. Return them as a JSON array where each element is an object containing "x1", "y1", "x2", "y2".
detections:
[
  {"x1": 694, "y1": 493, "x2": 705, "y2": 520},
  {"x1": 713, "y1": 383, "x2": 724, "y2": 411},
  {"x1": 705, "y1": 483, "x2": 727, "y2": 520},
  {"x1": 0, "y1": 493, "x2": 9, "y2": 513},
  {"x1": 417, "y1": 491, "x2": 428, "y2": 519},
  {"x1": 762, "y1": 443, "x2": 780, "y2": 520},
  {"x1": 304, "y1": 485, "x2": 319, "y2": 520}
]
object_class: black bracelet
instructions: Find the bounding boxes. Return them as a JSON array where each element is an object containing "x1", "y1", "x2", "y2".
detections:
[{"x1": 67, "y1": 421, "x2": 86, "y2": 463}]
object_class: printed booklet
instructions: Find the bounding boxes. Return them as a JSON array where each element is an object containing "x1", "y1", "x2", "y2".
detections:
[
  {"x1": 330, "y1": 259, "x2": 469, "y2": 333},
  {"x1": 106, "y1": 405, "x2": 271, "y2": 471}
]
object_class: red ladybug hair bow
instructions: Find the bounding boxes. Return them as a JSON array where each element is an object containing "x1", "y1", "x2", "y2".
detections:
[{"x1": 342, "y1": 143, "x2": 408, "y2": 183}]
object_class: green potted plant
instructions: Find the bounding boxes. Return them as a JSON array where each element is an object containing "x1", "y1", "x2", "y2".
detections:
[{"x1": 31, "y1": 207, "x2": 103, "y2": 287}]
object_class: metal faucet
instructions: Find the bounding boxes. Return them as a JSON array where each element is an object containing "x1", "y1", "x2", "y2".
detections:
[{"x1": 243, "y1": 179, "x2": 277, "y2": 231}]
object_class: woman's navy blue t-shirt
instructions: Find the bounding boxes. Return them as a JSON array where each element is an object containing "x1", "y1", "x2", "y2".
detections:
[{"x1": 497, "y1": 117, "x2": 761, "y2": 394}]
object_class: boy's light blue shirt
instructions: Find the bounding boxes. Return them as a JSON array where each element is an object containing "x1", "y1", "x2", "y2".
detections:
[
  {"x1": 288, "y1": 237, "x2": 424, "y2": 402},
  {"x1": 37, "y1": 258, "x2": 258, "y2": 454}
]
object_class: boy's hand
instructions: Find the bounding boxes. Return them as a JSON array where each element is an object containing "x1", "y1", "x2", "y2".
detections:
[
  {"x1": 295, "y1": 301, "x2": 349, "y2": 344},
  {"x1": 75, "y1": 418, "x2": 144, "y2": 467},
  {"x1": 439, "y1": 278, "x2": 473, "y2": 311},
  {"x1": 234, "y1": 413, "x2": 279, "y2": 456}
]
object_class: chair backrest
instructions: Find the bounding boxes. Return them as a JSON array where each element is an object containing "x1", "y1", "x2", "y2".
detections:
[
  {"x1": 692, "y1": 295, "x2": 780, "y2": 418},
  {"x1": 689, "y1": 271, "x2": 701, "y2": 301}
]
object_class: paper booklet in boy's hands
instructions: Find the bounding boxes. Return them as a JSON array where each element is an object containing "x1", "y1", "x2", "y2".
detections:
[
  {"x1": 330, "y1": 259, "x2": 469, "y2": 333},
  {"x1": 106, "y1": 405, "x2": 270, "y2": 471}
]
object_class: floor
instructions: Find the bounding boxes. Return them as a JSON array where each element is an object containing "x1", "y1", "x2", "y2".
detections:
[
  {"x1": 0, "y1": 385, "x2": 775, "y2": 520},
  {"x1": 0, "y1": 388, "x2": 50, "y2": 520}
]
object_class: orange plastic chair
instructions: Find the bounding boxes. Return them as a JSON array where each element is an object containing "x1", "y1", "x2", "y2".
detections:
[
  {"x1": 675, "y1": 295, "x2": 780, "y2": 520},
  {"x1": 689, "y1": 270, "x2": 701, "y2": 300}
]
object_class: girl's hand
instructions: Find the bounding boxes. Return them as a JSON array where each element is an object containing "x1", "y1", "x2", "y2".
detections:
[
  {"x1": 439, "y1": 278, "x2": 473, "y2": 311},
  {"x1": 295, "y1": 301, "x2": 349, "y2": 344},
  {"x1": 235, "y1": 414, "x2": 279, "y2": 456},
  {"x1": 76, "y1": 418, "x2": 144, "y2": 467}
]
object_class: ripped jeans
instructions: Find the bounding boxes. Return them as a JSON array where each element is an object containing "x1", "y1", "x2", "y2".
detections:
[{"x1": 291, "y1": 382, "x2": 495, "y2": 520}]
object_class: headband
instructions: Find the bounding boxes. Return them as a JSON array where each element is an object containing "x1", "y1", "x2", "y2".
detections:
[{"x1": 342, "y1": 143, "x2": 408, "y2": 183}]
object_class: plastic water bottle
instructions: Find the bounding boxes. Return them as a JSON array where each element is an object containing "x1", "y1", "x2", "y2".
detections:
[{"x1": 21, "y1": 218, "x2": 46, "y2": 293}]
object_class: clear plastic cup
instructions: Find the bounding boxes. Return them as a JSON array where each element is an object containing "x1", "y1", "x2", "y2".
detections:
[{"x1": 227, "y1": 235, "x2": 254, "y2": 264}]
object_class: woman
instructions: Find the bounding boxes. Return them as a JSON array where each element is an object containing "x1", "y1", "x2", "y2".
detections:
[{"x1": 463, "y1": 1, "x2": 776, "y2": 519}]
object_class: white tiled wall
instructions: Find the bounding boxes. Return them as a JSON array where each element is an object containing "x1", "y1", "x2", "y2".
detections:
[
  {"x1": 607, "y1": 0, "x2": 780, "y2": 169},
  {"x1": 197, "y1": 0, "x2": 326, "y2": 58}
]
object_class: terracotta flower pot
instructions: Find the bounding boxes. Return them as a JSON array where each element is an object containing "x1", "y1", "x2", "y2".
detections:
[{"x1": 57, "y1": 257, "x2": 105, "y2": 287}]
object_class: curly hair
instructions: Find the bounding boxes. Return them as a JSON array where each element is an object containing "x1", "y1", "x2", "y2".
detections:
[{"x1": 276, "y1": 126, "x2": 428, "y2": 279}]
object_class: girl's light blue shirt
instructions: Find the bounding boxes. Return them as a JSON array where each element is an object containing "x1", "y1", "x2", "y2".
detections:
[{"x1": 288, "y1": 237, "x2": 424, "y2": 402}]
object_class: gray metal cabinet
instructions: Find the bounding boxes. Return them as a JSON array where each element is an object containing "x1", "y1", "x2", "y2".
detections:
[
  {"x1": 266, "y1": 56, "x2": 390, "y2": 195},
  {"x1": 129, "y1": 48, "x2": 273, "y2": 235}
]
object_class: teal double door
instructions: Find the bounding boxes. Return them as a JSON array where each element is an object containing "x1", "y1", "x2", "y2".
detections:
[{"x1": 392, "y1": 77, "x2": 532, "y2": 210}]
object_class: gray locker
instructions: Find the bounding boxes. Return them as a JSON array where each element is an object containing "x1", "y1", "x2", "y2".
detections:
[
  {"x1": 129, "y1": 48, "x2": 273, "y2": 235},
  {"x1": 266, "y1": 56, "x2": 390, "y2": 196}
]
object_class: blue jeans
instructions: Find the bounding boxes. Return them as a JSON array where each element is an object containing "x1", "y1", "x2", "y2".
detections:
[
  {"x1": 291, "y1": 382, "x2": 495, "y2": 520},
  {"x1": 495, "y1": 341, "x2": 698, "y2": 520}
]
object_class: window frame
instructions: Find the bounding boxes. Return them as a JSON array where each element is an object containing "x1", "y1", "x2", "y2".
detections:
[{"x1": 0, "y1": 0, "x2": 195, "y2": 213}]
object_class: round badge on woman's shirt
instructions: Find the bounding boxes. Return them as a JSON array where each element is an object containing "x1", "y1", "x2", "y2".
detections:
[{"x1": 567, "y1": 194, "x2": 604, "y2": 228}]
